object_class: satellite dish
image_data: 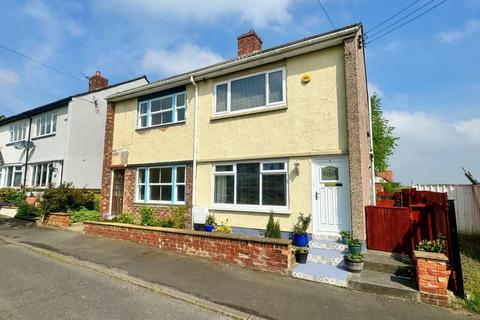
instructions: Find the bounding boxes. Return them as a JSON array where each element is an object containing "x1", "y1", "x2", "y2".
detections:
[{"x1": 12, "y1": 141, "x2": 24, "y2": 150}]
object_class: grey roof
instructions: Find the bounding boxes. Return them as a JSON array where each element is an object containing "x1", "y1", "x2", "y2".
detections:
[{"x1": 0, "y1": 75, "x2": 148, "y2": 126}]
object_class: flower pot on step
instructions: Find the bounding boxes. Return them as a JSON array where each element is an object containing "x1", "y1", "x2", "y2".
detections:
[
  {"x1": 292, "y1": 233, "x2": 309, "y2": 247},
  {"x1": 348, "y1": 242, "x2": 362, "y2": 255},
  {"x1": 344, "y1": 254, "x2": 364, "y2": 272},
  {"x1": 204, "y1": 224, "x2": 215, "y2": 232},
  {"x1": 295, "y1": 250, "x2": 309, "y2": 264}
]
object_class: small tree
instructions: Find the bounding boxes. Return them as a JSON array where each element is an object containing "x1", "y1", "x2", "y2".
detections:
[
  {"x1": 265, "y1": 212, "x2": 281, "y2": 239},
  {"x1": 371, "y1": 93, "x2": 399, "y2": 174}
]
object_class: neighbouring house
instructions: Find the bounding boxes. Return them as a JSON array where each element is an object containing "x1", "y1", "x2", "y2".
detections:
[
  {"x1": 100, "y1": 23, "x2": 374, "y2": 241},
  {"x1": 375, "y1": 169, "x2": 393, "y2": 193},
  {"x1": 0, "y1": 72, "x2": 148, "y2": 189}
]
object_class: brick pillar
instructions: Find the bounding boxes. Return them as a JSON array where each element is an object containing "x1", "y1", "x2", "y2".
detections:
[
  {"x1": 414, "y1": 251, "x2": 451, "y2": 306},
  {"x1": 343, "y1": 25, "x2": 372, "y2": 241},
  {"x1": 100, "y1": 101, "x2": 115, "y2": 217}
]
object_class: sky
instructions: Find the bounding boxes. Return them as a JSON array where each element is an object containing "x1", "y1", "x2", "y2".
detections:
[{"x1": 0, "y1": 0, "x2": 478, "y2": 185}]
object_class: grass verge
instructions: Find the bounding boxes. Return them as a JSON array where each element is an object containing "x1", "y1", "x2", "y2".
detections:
[{"x1": 459, "y1": 233, "x2": 480, "y2": 313}]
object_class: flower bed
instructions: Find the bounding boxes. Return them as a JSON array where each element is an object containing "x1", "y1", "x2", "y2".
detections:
[{"x1": 84, "y1": 221, "x2": 293, "y2": 274}]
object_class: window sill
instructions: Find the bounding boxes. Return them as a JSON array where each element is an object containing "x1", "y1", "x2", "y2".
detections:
[
  {"x1": 31, "y1": 133, "x2": 56, "y2": 140},
  {"x1": 136, "y1": 121, "x2": 186, "y2": 132},
  {"x1": 210, "y1": 204, "x2": 291, "y2": 215},
  {"x1": 6, "y1": 141, "x2": 25, "y2": 146},
  {"x1": 211, "y1": 104, "x2": 287, "y2": 121},
  {"x1": 133, "y1": 202, "x2": 186, "y2": 206}
]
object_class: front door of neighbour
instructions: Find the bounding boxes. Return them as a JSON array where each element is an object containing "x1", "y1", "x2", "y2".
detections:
[
  {"x1": 111, "y1": 169, "x2": 125, "y2": 216},
  {"x1": 312, "y1": 157, "x2": 351, "y2": 235}
]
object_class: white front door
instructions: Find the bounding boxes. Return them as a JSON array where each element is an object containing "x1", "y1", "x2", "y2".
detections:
[{"x1": 312, "y1": 156, "x2": 351, "y2": 235}]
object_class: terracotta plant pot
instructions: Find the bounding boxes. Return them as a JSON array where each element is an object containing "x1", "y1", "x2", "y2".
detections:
[{"x1": 26, "y1": 196, "x2": 37, "y2": 206}]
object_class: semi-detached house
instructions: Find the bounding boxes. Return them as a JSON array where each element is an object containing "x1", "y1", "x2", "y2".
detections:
[
  {"x1": 0, "y1": 73, "x2": 148, "y2": 189},
  {"x1": 101, "y1": 23, "x2": 374, "y2": 241}
]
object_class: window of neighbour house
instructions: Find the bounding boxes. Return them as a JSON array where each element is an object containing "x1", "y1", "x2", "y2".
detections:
[
  {"x1": 31, "y1": 162, "x2": 55, "y2": 187},
  {"x1": 137, "y1": 92, "x2": 186, "y2": 129},
  {"x1": 35, "y1": 113, "x2": 57, "y2": 137},
  {"x1": 213, "y1": 161, "x2": 288, "y2": 209},
  {"x1": 3, "y1": 166, "x2": 23, "y2": 188},
  {"x1": 136, "y1": 165, "x2": 186, "y2": 204},
  {"x1": 214, "y1": 67, "x2": 286, "y2": 115},
  {"x1": 9, "y1": 122, "x2": 28, "y2": 143}
]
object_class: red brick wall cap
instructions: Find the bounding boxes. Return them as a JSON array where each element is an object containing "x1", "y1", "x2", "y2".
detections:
[
  {"x1": 84, "y1": 221, "x2": 291, "y2": 245},
  {"x1": 48, "y1": 212, "x2": 71, "y2": 216},
  {"x1": 414, "y1": 250, "x2": 448, "y2": 261}
]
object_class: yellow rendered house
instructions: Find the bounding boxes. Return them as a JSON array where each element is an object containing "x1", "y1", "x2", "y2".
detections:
[{"x1": 100, "y1": 23, "x2": 373, "y2": 241}]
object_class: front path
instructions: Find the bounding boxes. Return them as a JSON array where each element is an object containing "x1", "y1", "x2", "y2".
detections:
[{"x1": 0, "y1": 217, "x2": 477, "y2": 320}]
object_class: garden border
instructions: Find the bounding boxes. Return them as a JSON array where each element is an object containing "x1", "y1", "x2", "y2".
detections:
[{"x1": 84, "y1": 221, "x2": 293, "y2": 274}]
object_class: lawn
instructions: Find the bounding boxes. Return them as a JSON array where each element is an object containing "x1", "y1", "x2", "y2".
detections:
[{"x1": 459, "y1": 234, "x2": 480, "y2": 313}]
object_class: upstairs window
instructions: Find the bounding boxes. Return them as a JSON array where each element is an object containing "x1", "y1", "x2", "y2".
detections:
[
  {"x1": 214, "y1": 67, "x2": 286, "y2": 115},
  {"x1": 9, "y1": 122, "x2": 28, "y2": 142},
  {"x1": 35, "y1": 113, "x2": 57, "y2": 137},
  {"x1": 138, "y1": 92, "x2": 187, "y2": 129}
]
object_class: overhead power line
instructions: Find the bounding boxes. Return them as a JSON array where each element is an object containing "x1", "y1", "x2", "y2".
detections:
[
  {"x1": 366, "y1": 0, "x2": 437, "y2": 39},
  {"x1": 365, "y1": 0, "x2": 422, "y2": 35},
  {"x1": 315, "y1": 0, "x2": 336, "y2": 29},
  {"x1": 0, "y1": 44, "x2": 85, "y2": 82},
  {"x1": 366, "y1": 0, "x2": 448, "y2": 45},
  {"x1": 0, "y1": 78, "x2": 61, "y2": 100}
]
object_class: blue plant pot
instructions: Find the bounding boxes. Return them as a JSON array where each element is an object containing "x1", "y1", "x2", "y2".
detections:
[
  {"x1": 293, "y1": 233, "x2": 309, "y2": 247},
  {"x1": 204, "y1": 224, "x2": 214, "y2": 232}
]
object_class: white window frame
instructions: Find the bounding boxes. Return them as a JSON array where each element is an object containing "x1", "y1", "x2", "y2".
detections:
[
  {"x1": 211, "y1": 159, "x2": 289, "y2": 213},
  {"x1": 135, "y1": 165, "x2": 186, "y2": 205},
  {"x1": 35, "y1": 113, "x2": 57, "y2": 138},
  {"x1": 213, "y1": 67, "x2": 287, "y2": 116},
  {"x1": 9, "y1": 122, "x2": 28, "y2": 143},
  {"x1": 137, "y1": 92, "x2": 187, "y2": 129},
  {"x1": 31, "y1": 162, "x2": 55, "y2": 188},
  {"x1": 2, "y1": 165, "x2": 24, "y2": 188}
]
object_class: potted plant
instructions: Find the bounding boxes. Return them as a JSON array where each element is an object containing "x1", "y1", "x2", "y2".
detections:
[
  {"x1": 294, "y1": 248, "x2": 309, "y2": 264},
  {"x1": 344, "y1": 253, "x2": 364, "y2": 272},
  {"x1": 204, "y1": 214, "x2": 215, "y2": 232},
  {"x1": 340, "y1": 230, "x2": 351, "y2": 244},
  {"x1": 292, "y1": 213, "x2": 311, "y2": 247},
  {"x1": 348, "y1": 238, "x2": 362, "y2": 255}
]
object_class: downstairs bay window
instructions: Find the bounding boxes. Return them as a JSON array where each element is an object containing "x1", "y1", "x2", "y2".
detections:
[
  {"x1": 213, "y1": 161, "x2": 288, "y2": 211},
  {"x1": 2, "y1": 166, "x2": 23, "y2": 188},
  {"x1": 136, "y1": 165, "x2": 186, "y2": 204}
]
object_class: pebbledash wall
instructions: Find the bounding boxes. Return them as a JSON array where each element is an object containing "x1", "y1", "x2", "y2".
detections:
[{"x1": 84, "y1": 221, "x2": 293, "y2": 274}]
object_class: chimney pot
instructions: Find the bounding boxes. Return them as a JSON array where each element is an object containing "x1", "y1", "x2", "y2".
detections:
[
  {"x1": 89, "y1": 71, "x2": 109, "y2": 92},
  {"x1": 237, "y1": 30, "x2": 262, "y2": 57}
]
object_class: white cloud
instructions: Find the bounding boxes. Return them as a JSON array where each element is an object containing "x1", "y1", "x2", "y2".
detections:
[
  {"x1": 98, "y1": 0, "x2": 294, "y2": 28},
  {"x1": 0, "y1": 69, "x2": 19, "y2": 84},
  {"x1": 438, "y1": 20, "x2": 480, "y2": 43},
  {"x1": 141, "y1": 44, "x2": 224, "y2": 76},
  {"x1": 368, "y1": 82, "x2": 383, "y2": 98},
  {"x1": 384, "y1": 110, "x2": 480, "y2": 184}
]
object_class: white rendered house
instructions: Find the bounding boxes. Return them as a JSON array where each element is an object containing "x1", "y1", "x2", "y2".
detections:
[{"x1": 0, "y1": 72, "x2": 148, "y2": 189}]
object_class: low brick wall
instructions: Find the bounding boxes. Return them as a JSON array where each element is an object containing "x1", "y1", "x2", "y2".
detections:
[
  {"x1": 45, "y1": 212, "x2": 71, "y2": 227},
  {"x1": 414, "y1": 250, "x2": 451, "y2": 306},
  {"x1": 84, "y1": 221, "x2": 293, "y2": 274}
]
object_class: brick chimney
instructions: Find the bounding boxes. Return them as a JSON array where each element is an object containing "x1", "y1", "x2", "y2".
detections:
[
  {"x1": 237, "y1": 29, "x2": 262, "y2": 56},
  {"x1": 88, "y1": 71, "x2": 109, "y2": 92}
]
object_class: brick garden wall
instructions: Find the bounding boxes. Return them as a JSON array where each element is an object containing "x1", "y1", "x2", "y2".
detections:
[
  {"x1": 414, "y1": 251, "x2": 452, "y2": 306},
  {"x1": 84, "y1": 221, "x2": 292, "y2": 274},
  {"x1": 45, "y1": 213, "x2": 71, "y2": 228}
]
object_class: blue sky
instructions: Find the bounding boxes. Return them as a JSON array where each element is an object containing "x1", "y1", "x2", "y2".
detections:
[{"x1": 0, "y1": 0, "x2": 478, "y2": 184}]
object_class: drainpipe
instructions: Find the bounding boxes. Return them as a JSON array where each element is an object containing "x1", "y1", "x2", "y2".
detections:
[
  {"x1": 368, "y1": 97, "x2": 376, "y2": 205},
  {"x1": 22, "y1": 117, "x2": 33, "y2": 191},
  {"x1": 189, "y1": 76, "x2": 199, "y2": 229}
]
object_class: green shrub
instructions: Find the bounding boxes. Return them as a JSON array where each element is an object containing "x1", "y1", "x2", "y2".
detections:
[
  {"x1": 265, "y1": 212, "x2": 281, "y2": 239},
  {"x1": 15, "y1": 202, "x2": 39, "y2": 218},
  {"x1": 154, "y1": 217, "x2": 174, "y2": 228},
  {"x1": 140, "y1": 206, "x2": 155, "y2": 226},
  {"x1": 292, "y1": 213, "x2": 311, "y2": 234},
  {"x1": 39, "y1": 183, "x2": 96, "y2": 216},
  {"x1": 171, "y1": 206, "x2": 186, "y2": 229},
  {"x1": 205, "y1": 214, "x2": 215, "y2": 225},
  {"x1": 70, "y1": 208, "x2": 100, "y2": 223},
  {"x1": 0, "y1": 188, "x2": 26, "y2": 206},
  {"x1": 114, "y1": 212, "x2": 137, "y2": 224}
]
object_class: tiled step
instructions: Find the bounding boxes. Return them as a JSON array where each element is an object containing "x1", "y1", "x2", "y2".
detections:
[
  {"x1": 311, "y1": 233, "x2": 340, "y2": 241},
  {"x1": 292, "y1": 262, "x2": 349, "y2": 287},
  {"x1": 348, "y1": 269, "x2": 419, "y2": 301},
  {"x1": 309, "y1": 239, "x2": 347, "y2": 251},
  {"x1": 308, "y1": 247, "x2": 345, "y2": 266}
]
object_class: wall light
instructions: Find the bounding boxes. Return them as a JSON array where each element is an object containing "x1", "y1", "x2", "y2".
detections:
[{"x1": 294, "y1": 162, "x2": 300, "y2": 176}]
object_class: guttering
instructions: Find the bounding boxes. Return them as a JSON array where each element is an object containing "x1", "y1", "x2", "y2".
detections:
[
  {"x1": 107, "y1": 25, "x2": 360, "y2": 102},
  {"x1": 190, "y1": 75, "x2": 199, "y2": 230}
]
